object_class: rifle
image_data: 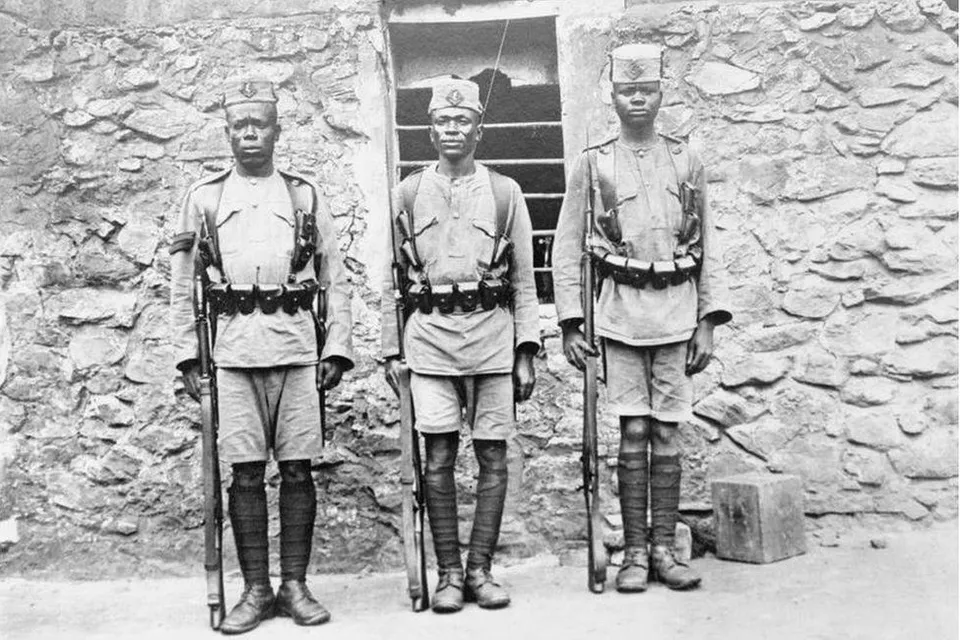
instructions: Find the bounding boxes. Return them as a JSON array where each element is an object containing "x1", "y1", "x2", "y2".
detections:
[
  {"x1": 582, "y1": 150, "x2": 607, "y2": 594},
  {"x1": 194, "y1": 271, "x2": 225, "y2": 629},
  {"x1": 316, "y1": 285, "x2": 327, "y2": 448},
  {"x1": 381, "y1": 56, "x2": 429, "y2": 613}
]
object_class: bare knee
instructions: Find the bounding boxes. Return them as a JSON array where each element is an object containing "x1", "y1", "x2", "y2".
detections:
[
  {"x1": 619, "y1": 416, "x2": 649, "y2": 453},
  {"x1": 650, "y1": 420, "x2": 679, "y2": 455}
]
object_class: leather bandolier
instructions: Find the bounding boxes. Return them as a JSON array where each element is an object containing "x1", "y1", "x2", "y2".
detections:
[
  {"x1": 395, "y1": 168, "x2": 515, "y2": 316},
  {"x1": 587, "y1": 134, "x2": 703, "y2": 292}
]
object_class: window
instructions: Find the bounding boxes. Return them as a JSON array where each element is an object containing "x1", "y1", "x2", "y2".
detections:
[{"x1": 388, "y1": 16, "x2": 565, "y2": 302}]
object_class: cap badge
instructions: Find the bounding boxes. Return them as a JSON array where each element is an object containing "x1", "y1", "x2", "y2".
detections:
[
  {"x1": 625, "y1": 60, "x2": 647, "y2": 80},
  {"x1": 446, "y1": 89, "x2": 464, "y2": 106},
  {"x1": 240, "y1": 81, "x2": 257, "y2": 98}
]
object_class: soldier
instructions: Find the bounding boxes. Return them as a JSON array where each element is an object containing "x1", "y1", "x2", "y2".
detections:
[
  {"x1": 170, "y1": 79, "x2": 354, "y2": 634},
  {"x1": 552, "y1": 45, "x2": 731, "y2": 593},
  {"x1": 381, "y1": 78, "x2": 539, "y2": 613}
]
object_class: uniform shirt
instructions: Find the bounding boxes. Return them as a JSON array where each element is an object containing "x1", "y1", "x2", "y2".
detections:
[
  {"x1": 552, "y1": 136, "x2": 730, "y2": 345},
  {"x1": 380, "y1": 163, "x2": 539, "y2": 375},
  {"x1": 170, "y1": 168, "x2": 355, "y2": 370}
]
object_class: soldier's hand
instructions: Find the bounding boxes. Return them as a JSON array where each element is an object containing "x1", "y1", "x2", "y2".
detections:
[
  {"x1": 383, "y1": 357, "x2": 402, "y2": 397},
  {"x1": 318, "y1": 357, "x2": 345, "y2": 391},
  {"x1": 685, "y1": 319, "x2": 715, "y2": 375},
  {"x1": 181, "y1": 363, "x2": 202, "y2": 402},
  {"x1": 561, "y1": 323, "x2": 598, "y2": 372},
  {"x1": 513, "y1": 352, "x2": 536, "y2": 403}
]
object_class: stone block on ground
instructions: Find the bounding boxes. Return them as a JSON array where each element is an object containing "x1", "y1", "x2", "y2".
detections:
[{"x1": 712, "y1": 473, "x2": 806, "y2": 564}]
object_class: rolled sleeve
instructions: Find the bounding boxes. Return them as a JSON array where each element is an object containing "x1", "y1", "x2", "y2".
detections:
[
  {"x1": 508, "y1": 184, "x2": 540, "y2": 353},
  {"x1": 552, "y1": 152, "x2": 590, "y2": 327},
  {"x1": 690, "y1": 157, "x2": 732, "y2": 326},
  {"x1": 314, "y1": 196, "x2": 356, "y2": 370},
  {"x1": 169, "y1": 191, "x2": 200, "y2": 373}
]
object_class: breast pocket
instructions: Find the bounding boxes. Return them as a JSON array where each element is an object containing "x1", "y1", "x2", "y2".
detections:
[
  {"x1": 469, "y1": 216, "x2": 497, "y2": 267},
  {"x1": 412, "y1": 213, "x2": 439, "y2": 267}
]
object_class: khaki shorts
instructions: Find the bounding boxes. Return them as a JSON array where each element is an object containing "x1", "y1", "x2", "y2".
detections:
[
  {"x1": 603, "y1": 339, "x2": 692, "y2": 423},
  {"x1": 410, "y1": 372, "x2": 515, "y2": 440},
  {"x1": 216, "y1": 366, "x2": 322, "y2": 463}
]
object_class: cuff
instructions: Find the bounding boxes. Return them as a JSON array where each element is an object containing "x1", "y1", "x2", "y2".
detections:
[{"x1": 699, "y1": 307, "x2": 732, "y2": 326}]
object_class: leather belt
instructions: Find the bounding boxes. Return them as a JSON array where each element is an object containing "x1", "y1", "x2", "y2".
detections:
[
  {"x1": 592, "y1": 250, "x2": 700, "y2": 290},
  {"x1": 208, "y1": 280, "x2": 319, "y2": 316},
  {"x1": 405, "y1": 280, "x2": 512, "y2": 314}
]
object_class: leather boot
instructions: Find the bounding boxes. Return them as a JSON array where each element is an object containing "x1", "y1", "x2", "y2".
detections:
[
  {"x1": 615, "y1": 545, "x2": 649, "y2": 593},
  {"x1": 651, "y1": 544, "x2": 701, "y2": 590},
  {"x1": 275, "y1": 580, "x2": 331, "y2": 626},
  {"x1": 431, "y1": 568, "x2": 465, "y2": 614},
  {"x1": 220, "y1": 584, "x2": 275, "y2": 635},
  {"x1": 464, "y1": 567, "x2": 511, "y2": 609}
]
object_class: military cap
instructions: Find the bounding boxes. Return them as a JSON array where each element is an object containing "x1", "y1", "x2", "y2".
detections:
[
  {"x1": 428, "y1": 78, "x2": 483, "y2": 115},
  {"x1": 610, "y1": 44, "x2": 663, "y2": 84},
  {"x1": 221, "y1": 78, "x2": 278, "y2": 108}
]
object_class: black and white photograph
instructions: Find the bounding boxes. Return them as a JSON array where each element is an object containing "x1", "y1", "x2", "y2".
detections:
[{"x1": 0, "y1": 0, "x2": 957, "y2": 638}]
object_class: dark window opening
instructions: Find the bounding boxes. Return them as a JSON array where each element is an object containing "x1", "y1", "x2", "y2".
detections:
[{"x1": 389, "y1": 17, "x2": 564, "y2": 302}]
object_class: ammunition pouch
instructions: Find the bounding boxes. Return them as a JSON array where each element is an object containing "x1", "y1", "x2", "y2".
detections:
[
  {"x1": 404, "y1": 279, "x2": 511, "y2": 314},
  {"x1": 593, "y1": 249, "x2": 700, "y2": 290},
  {"x1": 207, "y1": 281, "x2": 319, "y2": 316},
  {"x1": 289, "y1": 209, "x2": 317, "y2": 278}
]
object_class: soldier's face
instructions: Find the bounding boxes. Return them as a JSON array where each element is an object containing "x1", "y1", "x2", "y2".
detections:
[
  {"x1": 224, "y1": 103, "x2": 281, "y2": 170},
  {"x1": 612, "y1": 82, "x2": 662, "y2": 127},
  {"x1": 429, "y1": 107, "x2": 482, "y2": 162}
]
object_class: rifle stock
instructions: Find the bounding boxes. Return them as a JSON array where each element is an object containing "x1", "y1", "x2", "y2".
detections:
[
  {"x1": 583, "y1": 151, "x2": 607, "y2": 594},
  {"x1": 195, "y1": 273, "x2": 225, "y2": 629}
]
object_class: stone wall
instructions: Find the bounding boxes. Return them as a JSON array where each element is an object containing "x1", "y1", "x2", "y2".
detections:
[{"x1": 0, "y1": 0, "x2": 957, "y2": 577}]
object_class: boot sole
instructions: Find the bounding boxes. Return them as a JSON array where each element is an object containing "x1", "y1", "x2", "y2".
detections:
[
  {"x1": 274, "y1": 605, "x2": 331, "y2": 626},
  {"x1": 431, "y1": 603, "x2": 464, "y2": 614},
  {"x1": 463, "y1": 590, "x2": 510, "y2": 609},
  {"x1": 615, "y1": 583, "x2": 649, "y2": 593},
  {"x1": 663, "y1": 577, "x2": 701, "y2": 591},
  {"x1": 220, "y1": 609, "x2": 275, "y2": 635}
]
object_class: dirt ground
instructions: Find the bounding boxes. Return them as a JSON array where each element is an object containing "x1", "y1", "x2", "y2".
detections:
[{"x1": 1, "y1": 522, "x2": 956, "y2": 640}]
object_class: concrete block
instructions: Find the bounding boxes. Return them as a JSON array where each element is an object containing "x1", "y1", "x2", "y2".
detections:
[{"x1": 712, "y1": 473, "x2": 806, "y2": 564}]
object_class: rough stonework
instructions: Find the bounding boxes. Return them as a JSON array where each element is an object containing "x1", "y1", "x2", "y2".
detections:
[{"x1": 0, "y1": 0, "x2": 957, "y2": 577}]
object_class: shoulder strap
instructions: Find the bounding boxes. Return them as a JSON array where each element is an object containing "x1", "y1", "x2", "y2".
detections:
[
  {"x1": 487, "y1": 168, "x2": 515, "y2": 238},
  {"x1": 279, "y1": 169, "x2": 318, "y2": 215},
  {"x1": 594, "y1": 143, "x2": 617, "y2": 213}
]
